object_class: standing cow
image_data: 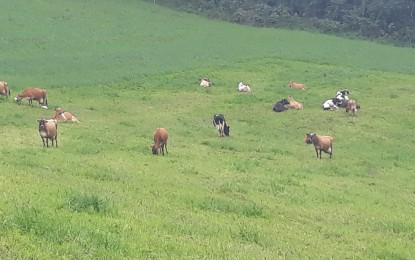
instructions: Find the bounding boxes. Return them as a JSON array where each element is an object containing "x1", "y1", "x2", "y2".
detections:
[
  {"x1": 213, "y1": 114, "x2": 230, "y2": 137},
  {"x1": 14, "y1": 87, "x2": 48, "y2": 108},
  {"x1": 37, "y1": 119, "x2": 58, "y2": 148},
  {"x1": 151, "y1": 128, "x2": 169, "y2": 155},
  {"x1": 0, "y1": 81, "x2": 10, "y2": 97}
]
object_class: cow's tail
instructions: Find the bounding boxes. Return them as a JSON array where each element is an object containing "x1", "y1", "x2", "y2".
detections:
[{"x1": 45, "y1": 97, "x2": 48, "y2": 106}]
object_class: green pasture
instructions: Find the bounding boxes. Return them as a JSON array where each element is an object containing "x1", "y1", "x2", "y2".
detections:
[{"x1": 1, "y1": 0, "x2": 415, "y2": 259}]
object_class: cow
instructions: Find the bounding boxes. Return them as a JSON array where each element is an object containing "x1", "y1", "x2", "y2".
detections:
[
  {"x1": 336, "y1": 89, "x2": 350, "y2": 100},
  {"x1": 237, "y1": 82, "x2": 251, "y2": 92},
  {"x1": 322, "y1": 99, "x2": 339, "y2": 110},
  {"x1": 37, "y1": 119, "x2": 58, "y2": 148},
  {"x1": 53, "y1": 107, "x2": 80, "y2": 123},
  {"x1": 213, "y1": 114, "x2": 230, "y2": 137},
  {"x1": 304, "y1": 132, "x2": 333, "y2": 159},
  {"x1": 200, "y1": 78, "x2": 212, "y2": 87},
  {"x1": 288, "y1": 96, "x2": 303, "y2": 110},
  {"x1": 14, "y1": 87, "x2": 48, "y2": 108},
  {"x1": 151, "y1": 128, "x2": 168, "y2": 155},
  {"x1": 273, "y1": 99, "x2": 290, "y2": 112},
  {"x1": 345, "y1": 99, "x2": 358, "y2": 115},
  {"x1": 0, "y1": 81, "x2": 10, "y2": 97},
  {"x1": 288, "y1": 81, "x2": 306, "y2": 90}
]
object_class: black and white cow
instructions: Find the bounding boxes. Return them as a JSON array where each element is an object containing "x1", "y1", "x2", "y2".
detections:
[
  {"x1": 273, "y1": 99, "x2": 290, "y2": 112},
  {"x1": 213, "y1": 114, "x2": 230, "y2": 137}
]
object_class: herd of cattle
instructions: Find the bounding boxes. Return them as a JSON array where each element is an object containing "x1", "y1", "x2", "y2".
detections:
[
  {"x1": 1, "y1": 77, "x2": 360, "y2": 158},
  {"x1": 200, "y1": 78, "x2": 361, "y2": 159}
]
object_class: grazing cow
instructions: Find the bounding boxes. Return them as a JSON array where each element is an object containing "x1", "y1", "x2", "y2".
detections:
[
  {"x1": 37, "y1": 119, "x2": 58, "y2": 148},
  {"x1": 346, "y1": 99, "x2": 358, "y2": 115},
  {"x1": 213, "y1": 114, "x2": 230, "y2": 137},
  {"x1": 237, "y1": 82, "x2": 252, "y2": 92},
  {"x1": 287, "y1": 96, "x2": 303, "y2": 110},
  {"x1": 151, "y1": 128, "x2": 168, "y2": 155},
  {"x1": 0, "y1": 81, "x2": 10, "y2": 97},
  {"x1": 288, "y1": 81, "x2": 306, "y2": 90},
  {"x1": 322, "y1": 99, "x2": 339, "y2": 110},
  {"x1": 14, "y1": 87, "x2": 48, "y2": 108},
  {"x1": 304, "y1": 132, "x2": 333, "y2": 159},
  {"x1": 53, "y1": 107, "x2": 80, "y2": 123},
  {"x1": 273, "y1": 99, "x2": 290, "y2": 112},
  {"x1": 200, "y1": 78, "x2": 212, "y2": 87}
]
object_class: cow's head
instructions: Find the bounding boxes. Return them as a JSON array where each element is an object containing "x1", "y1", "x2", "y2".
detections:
[
  {"x1": 151, "y1": 145, "x2": 158, "y2": 155},
  {"x1": 304, "y1": 132, "x2": 316, "y2": 144},
  {"x1": 280, "y1": 99, "x2": 290, "y2": 105},
  {"x1": 37, "y1": 119, "x2": 46, "y2": 131},
  {"x1": 14, "y1": 94, "x2": 22, "y2": 103},
  {"x1": 224, "y1": 124, "x2": 230, "y2": 136}
]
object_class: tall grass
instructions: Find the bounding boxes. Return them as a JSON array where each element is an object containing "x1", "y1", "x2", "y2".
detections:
[{"x1": 0, "y1": 0, "x2": 414, "y2": 259}]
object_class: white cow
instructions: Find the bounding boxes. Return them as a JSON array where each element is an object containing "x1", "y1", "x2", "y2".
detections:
[
  {"x1": 237, "y1": 82, "x2": 251, "y2": 92},
  {"x1": 200, "y1": 78, "x2": 212, "y2": 87}
]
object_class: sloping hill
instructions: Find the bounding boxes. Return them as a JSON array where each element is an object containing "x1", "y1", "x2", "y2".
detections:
[{"x1": 0, "y1": 1, "x2": 414, "y2": 259}]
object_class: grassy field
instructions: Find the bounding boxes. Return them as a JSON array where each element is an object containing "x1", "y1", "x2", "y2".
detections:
[{"x1": 1, "y1": 0, "x2": 415, "y2": 259}]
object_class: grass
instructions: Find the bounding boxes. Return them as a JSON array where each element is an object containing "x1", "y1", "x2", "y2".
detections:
[{"x1": 0, "y1": 0, "x2": 415, "y2": 259}]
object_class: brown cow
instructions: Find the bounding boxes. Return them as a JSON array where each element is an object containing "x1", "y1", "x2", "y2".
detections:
[
  {"x1": 345, "y1": 99, "x2": 358, "y2": 116},
  {"x1": 288, "y1": 81, "x2": 306, "y2": 90},
  {"x1": 53, "y1": 107, "x2": 80, "y2": 123},
  {"x1": 0, "y1": 81, "x2": 10, "y2": 97},
  {"x1": 304, "y1": 132, "x2": 333, "y2": 159},
  {"x1": 37, "y1": 119, "x2": 58, "y2": 148},
  {"x1": 151, "y1": 128, "x2": 168, "y2": 156},
  {"x1": 14, "y1": 87, "x2": 48, "y2": 108}
]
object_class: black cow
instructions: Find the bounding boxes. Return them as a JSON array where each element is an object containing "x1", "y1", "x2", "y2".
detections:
[
  {"x1": 273, "y1": 99, "x2": 290, "y2": 112},
  {"x1": 213, "y1": 114, "x2": 230, "y2": 137}
]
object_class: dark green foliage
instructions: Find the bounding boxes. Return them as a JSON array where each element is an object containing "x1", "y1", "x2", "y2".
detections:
[{"x1": 149, "y1": 0, "x2": 415, "y2": 46}]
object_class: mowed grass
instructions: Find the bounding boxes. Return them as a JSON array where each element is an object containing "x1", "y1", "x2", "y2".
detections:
[{"x1": 1, "y1": 0, "x2": 415, "y2": 259}]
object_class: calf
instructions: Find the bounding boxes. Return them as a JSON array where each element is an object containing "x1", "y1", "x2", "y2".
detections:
[
  {"x1": 346, "y1": 99, "x2": 358, "y2": 115},
  {"x1": 37, "y1": 119, "x2": 58, "y2": 148},
  {"x1": 288, "y1": 96, "x2": 303, "y2": 110},
  {"x1": 151, "y1": 128, "x2": 168, "y2": 155},
  {"x1": 15, "y1": 87, "x2": 48, "y2": 108},
  {"x1": 213, "y1": 114, "x2": 230, "y2": 137},
  {"x1": 273, "y1": 99, "x2": 290, "y2": 112},
  {"x1": 304, "y1": 132, "x2": 333, "y2": 159},
  {"x1": 53, "y1": 107, "x2": 80, "y2": 123},
  {"x1": 200, "y1": 78, "x2": 212, "y2": 87},
  {"x1": 0, "y1": 81, "x2": 10, "y2": 97},
  {"x1": 322, "y1": 99, "x2": 339, "y2": 110},
  {"x1": 288, "y1": 81, "x2": 306, "y2": 90}
]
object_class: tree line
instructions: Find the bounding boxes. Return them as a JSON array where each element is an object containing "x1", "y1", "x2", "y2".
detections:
[{"x1": 147, "y1": 0, "x2": 415, "y2": 47}]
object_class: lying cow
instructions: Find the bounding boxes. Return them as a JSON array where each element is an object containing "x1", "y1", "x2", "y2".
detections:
[
  {"x1": 288, "y1": 81, "x2": 306, "y2": 90},
  {"x1": 288, "y1": 96, "x2": 303, "y2": 110},
  {"x1": 15, "y1": 87, "x2": 48, "y2": 108},
  {"x1": 213, "y1": 114, "x2": 230, "y2": 137},
  {"x1": 273, "y1": 99, "x2": 290, "y2": 112},
  {"x1": 53, "y1": 107, "x2": 80, "y2": 123},
  {"x1": 200, "y1": 78, "x2": 212, "y2": 87},
  {"x1": 322, "y1": 99, "x2": 339, "y2": 110},
  {"x1": 237, "y1": 82, "x2": 251, "y2": 92},
  {"x1": 37, "y1": 119, "x2": 58, "y2": 148},
  {"x1": 0, "y1": 81, "x2": 10, "y2": 97}
]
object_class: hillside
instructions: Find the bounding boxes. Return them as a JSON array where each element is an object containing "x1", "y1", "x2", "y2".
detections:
[{"x1": 1, "y1": 0, "x2": 415, "y2": 258}]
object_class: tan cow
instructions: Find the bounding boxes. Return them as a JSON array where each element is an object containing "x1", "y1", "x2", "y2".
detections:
[
  {"x1": 288, "y1": 96, "x2": 303, "y2": 110},
  {"x1": 53, "y1": 107, "x2": 80, "y2": 123},
  {"x1": 0, "y1": 81, "x2": 10, "y2": 97},
  {"x1": 14, "y1": 87, "x2": 48, "y2": 108},
  {"x1": 37, "y1": 119, "x2": 58, "y2": 147},
  {"x1": 288, "y1": 81, "x2": 306, "y2": 90}
]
